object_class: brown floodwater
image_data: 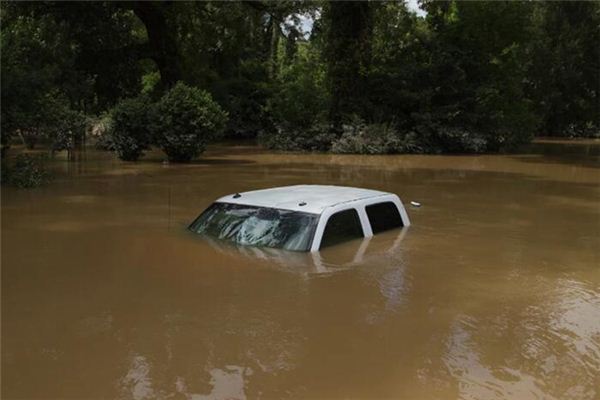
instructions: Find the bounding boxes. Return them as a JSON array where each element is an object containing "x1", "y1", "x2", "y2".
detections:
[{"x1": 2, "y1": 140, "x2": 599, "y2": 399}]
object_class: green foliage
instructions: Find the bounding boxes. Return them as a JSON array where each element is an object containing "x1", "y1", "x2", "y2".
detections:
[
  {"x1": 1, "y1": 6, "x2": 70, "y2": 150},
  {"x1": 367, "y1": 2, "x2": 429, "y2": 125},
  {"x1": 411, "y1": 1, "x2": 539, "y2": 151},
  {"x1": 141, "y1": 71, "x2": 161, "y2": 95},
  {"x1": 2, "y1": 154, "x2": 50, "y2": 189},
  {"x1": 268, "y1": 43, "x2": 329, "y2": 128},
  {"x1": 527, "y1": 2, "x2": 600, "y2": 136},
  {"x1": 325, "y1": 1, "x2": 375, "y2": 128},
  {"x1": 212, "y1": 59, "x2": 272, "y2": 138},
  {"x1": 2, "y1": 0, "x2": 598, "y2": 159},
  {"x1": 259, "y1": 122, "x2": 335, "y2": 152},
  {"x1": 411, "y1": 114, "x2": 488, "y2": 153},
  {"x1": 153, "y1": 82, "x2": 228, "y2": 162},
  {"x1": 106, "y1": 84, "x2": 229, "y2": 162},
  {"x1": 0, "y1": 2, "x2": 142, "y2": 120},
  {"x1": 47, "y1": 105, "x2": 88, "y2": 152},
  {"x1": 331, "y1": 118, "x2": 422, "y2": 154},
  {"x1": 0, "y1": 2, "x2": 136, "y2": 155},
  {"x1": 90, "y1": 113, "x2": 114, "y2": 151},
  {"x1": 2, "y1": 88, "x2": 86, "y2": 152},
  {"x1": 565, "y1": 123, "x2": 600, "y2": 139},
  {"x1": 109, "y1": 95, "x2": 153, "y2": 161}
]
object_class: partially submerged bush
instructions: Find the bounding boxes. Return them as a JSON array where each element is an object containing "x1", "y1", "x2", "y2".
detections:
[
  {"x1": 331, "y1": 119, "x2": 422, "y2": 154},
  {"x1": 153, "y1": 83, "x2": 228, "y2": 162},
  {"x1": 2, "y1": 154, "x2": 50, "y2": 188},
  {"x1": 2, "y1": 93, "x2": 87, "y2": 153},
  {"x1": 565, "y1": 122, "x2": 600, "y2": 139},
  {"x1": 109, "y1": 95, "x2": 153, "y2": 161},
  {"x1": 48, "y1": 106, "x2": 88, "y2": 153},
  {"x1": 91, "y1": 113, "x2": 115, "y2": 151},
  {"x1": 419, "y1": 128, "x2": 488, "y2": 154},
  {"x1": 259, "y1": 122, "x2": 336, "y2": 152},
  {"x1": 261, "y1": 118, "x2": 424, "y2": 154}
]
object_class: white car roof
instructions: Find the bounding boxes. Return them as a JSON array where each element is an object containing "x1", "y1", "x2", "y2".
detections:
[{"x1": 215, "y1": 185, "x2": 391, "y2": 214}]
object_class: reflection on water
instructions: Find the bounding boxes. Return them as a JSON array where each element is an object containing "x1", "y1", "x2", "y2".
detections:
[{"x1": 2, "y1": 140, "x2": 599, "y2": 399}]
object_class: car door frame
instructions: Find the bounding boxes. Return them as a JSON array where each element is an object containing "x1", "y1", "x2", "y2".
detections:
[{"x1": 310, "y1": 194, "x2": 410, "y2": 252}]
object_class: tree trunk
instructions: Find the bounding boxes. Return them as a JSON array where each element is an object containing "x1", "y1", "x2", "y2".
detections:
[
  {"x1": 133, "y1": 2, "x2": 182, "y2": 88},
  {"x1": 269, "y1": 16, "x2": 280, "y2": 79}
]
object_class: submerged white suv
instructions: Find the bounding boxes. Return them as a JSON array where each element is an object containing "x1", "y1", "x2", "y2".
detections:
[{"x1": 189, "y1": 185, "x2": 411, "y2": 252}]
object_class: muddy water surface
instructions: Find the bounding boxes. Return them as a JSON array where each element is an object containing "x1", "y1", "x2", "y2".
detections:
[{"x1": 2, "y1": 141, "x2": 600, "y2": 399}]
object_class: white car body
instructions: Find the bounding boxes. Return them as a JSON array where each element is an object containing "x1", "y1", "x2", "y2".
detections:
[{"x1": 213, "y1": 185, "x2": 410, "y2": 252}]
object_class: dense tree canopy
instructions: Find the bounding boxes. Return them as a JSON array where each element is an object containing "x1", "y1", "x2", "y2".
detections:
[{"x1": 1, "y1": 1, "x2": 598, "y2": 158}]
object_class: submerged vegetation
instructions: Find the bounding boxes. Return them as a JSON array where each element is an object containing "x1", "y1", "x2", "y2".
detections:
[
  {"x1": 108, "y1": 83, "x2": 227, "y2": 162},
  {"x1": 1, "y1": 154, "x2": 50, "y2": 188},
  {"x1": 153, "y1": 83, "x2": 228, "y2": 162},
  {"x1": 1, "y1": 1, "x2": 598, "y2": 172}
]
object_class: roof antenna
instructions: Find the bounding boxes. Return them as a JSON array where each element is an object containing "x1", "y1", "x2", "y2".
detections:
[
  {"x1": 298, "y1": 201, "x2": 307, "y2": 206},
  {"x1": 233, "y1": 193, "x2": 241, "y2": 199}
]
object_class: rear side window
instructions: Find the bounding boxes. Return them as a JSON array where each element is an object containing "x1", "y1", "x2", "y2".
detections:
[
  {"x1": 366, "y1": 202, "x2": 403, "y2": 234},
  {"x1": 320, "y1": 209, "x2": 363, "y2": 249}
]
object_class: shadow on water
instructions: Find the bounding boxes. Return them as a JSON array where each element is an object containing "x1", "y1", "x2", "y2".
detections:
[{"x1": 187, "y1": 158, "x2": 257, "y2": 166}]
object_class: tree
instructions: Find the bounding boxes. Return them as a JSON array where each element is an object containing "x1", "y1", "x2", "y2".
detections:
[
  {"x1": 130, "y1": 2, "x2": 182, "y2": 88},
  {"x1": 527, "y1": 2, "x2": 600, "y2": 136},
  {"x1": 0, "y1": 4, "x2": 86, "y2": 151},
  {"x1": 414, "y1": 0, "x2": 538, "y2": 151},
  {"x1": 325, "y1": 1, "x2": 375, "y2": 130}
]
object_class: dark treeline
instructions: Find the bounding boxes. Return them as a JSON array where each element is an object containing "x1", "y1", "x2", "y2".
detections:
[{"x1": 1, "y1": 1, "x2": 599, "y2": 161}]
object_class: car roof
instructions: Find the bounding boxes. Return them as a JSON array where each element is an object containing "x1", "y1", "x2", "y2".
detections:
[{"x1": 215, "y1": 185, "x2": 391, "y2": 214}]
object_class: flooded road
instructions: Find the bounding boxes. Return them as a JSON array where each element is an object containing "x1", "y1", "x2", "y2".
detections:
[{"x1": 2, "y1": 140, "x2": 600, "y2": 399}]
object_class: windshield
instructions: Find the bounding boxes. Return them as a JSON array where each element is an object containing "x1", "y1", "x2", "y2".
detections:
[{"x1": 189, "y1": 202, "x2": 319, "y2": 252}]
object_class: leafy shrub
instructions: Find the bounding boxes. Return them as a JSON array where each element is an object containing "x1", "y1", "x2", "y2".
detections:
[
  {"x1": 331, "y1": 118, "x2": 422, "y2": 154},
  {"x1": 2, "y1": 154, "x2": 50, "y2": 188},
  {"x1": 94, "y1": 133, "x2": 115, "y2": 151},
  {"x1": 259, "y1": 122, "x2": 336, "y2": 152},
  {"x1": 2, "y1": 92, "x2": 87, "y2": 152},
  {"x1": 409, "y1": 112, "x2": 489, "y2": 153},
  {"x1": 153, "y1": 83, "x2": 228, "y2": 162},
  {"x1": 91, "y1": 113, "x2": 115, "y2": 151},
  {"x1": 260, "y1": 118, "x2": 424, "y2": 154},
  {"x1": 48, "y1": 106, "x2": 88, "y2": 152},
  {"x1": 109, "y1": 95, "x2": 153, "y2": 161},
  {"x1": 565, "y1": 122, "x2": 600, "y2": 139}
]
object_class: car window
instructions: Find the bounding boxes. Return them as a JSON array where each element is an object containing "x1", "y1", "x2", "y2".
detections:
[
  {"x1": 320, "y1": 209, "x2": 363, "y2": 249},
  {"x1": 189, "y1": 203, "x2": 319, "y2": 251},
  {"x1": 365, "y1": 201, "x2": 403, "y2": 234}
]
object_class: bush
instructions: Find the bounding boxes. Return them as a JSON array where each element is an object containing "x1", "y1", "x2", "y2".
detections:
[
  {"x1": 1, "y1": 92, "x2": 87, "y2": 153},
  {"x1": 331, "y1": 118, "x2": 422, "y2": 154},
  {"x1": 48, "y1": 106, "x2": 88, "y2": 153},
  {"x1": 2, "y1": 154, "x2": 50, "y2": 188},
  {"x1": 109, "y1": 95, "x2": 153, "y2": 161},
  {"x1": 260, "y1": 118, "x2": 424, "y2": 154},
  {"x1": 412, "y1": 114, "x2": 488, "y2": 153},
  {"x1": 259, "y1": 122, "x2": 336, "y2": 152},
  {"x1": 91, "y1": 113, "x2": 115, "y2": 151},
  {"x1": 565, "y1": 122, "x2": 600, "y2": 139},
  {"x1": 153, "y1": 83, "x2": 228, "y2": 162}
]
